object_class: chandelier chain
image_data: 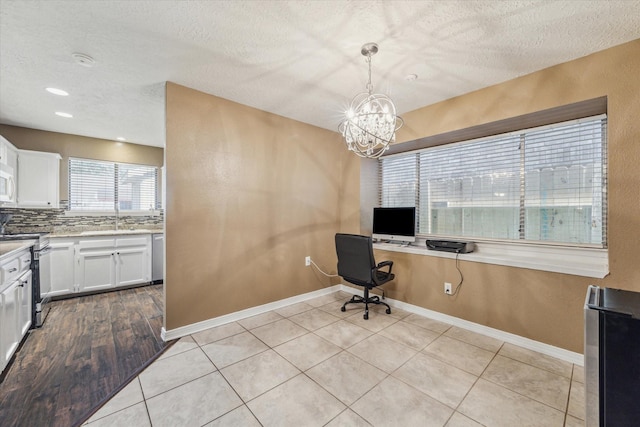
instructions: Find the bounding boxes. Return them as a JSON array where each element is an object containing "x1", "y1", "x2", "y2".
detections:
[{"x1": 366, "y1": 55, "x2": 373, "y2": 94}]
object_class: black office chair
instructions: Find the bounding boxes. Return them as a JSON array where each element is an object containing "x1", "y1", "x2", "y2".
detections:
[{"x1": 335, "y1": 233, "x2": 394, "y2": 320}]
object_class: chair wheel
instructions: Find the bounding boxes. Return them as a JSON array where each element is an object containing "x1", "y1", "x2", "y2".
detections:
[
  {"x1": 386, "y1": 308, "x2": 391, "y2": 314},
  {"x1": 363, "y1": 313, "x2": 369, "y2": 320},
  {"x1": 341, "y1": 307, "x2": 346, "y2": 312}
]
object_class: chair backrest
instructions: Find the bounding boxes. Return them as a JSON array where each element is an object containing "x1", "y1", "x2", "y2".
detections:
[{"x1": 335, "y1": 233, "x2": 376, "y2": 285}]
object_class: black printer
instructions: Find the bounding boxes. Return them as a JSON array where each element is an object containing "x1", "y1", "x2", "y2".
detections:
[{"x1": 426, "y1": 240, "x2": 475, "y2": 253}]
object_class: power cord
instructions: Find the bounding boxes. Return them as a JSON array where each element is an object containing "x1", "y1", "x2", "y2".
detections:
[
  {"x1": 447, "y1": 251, "x2": 464, "y2": 296},
  {"x1": 309, "y1": 258, "x2": 339, "y2": 277},
  {"x1": 309, "y1": 258, "x2": 387, "y2": 298}
]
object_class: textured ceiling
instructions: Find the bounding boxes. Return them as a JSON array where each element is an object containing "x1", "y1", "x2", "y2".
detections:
[{"x1": 1, "y1": 0, "x2": 639, "y2": 148}]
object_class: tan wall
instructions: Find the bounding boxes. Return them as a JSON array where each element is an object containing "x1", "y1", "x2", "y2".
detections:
[
  {"x1": 0, "y1": 125, "x2": 164, "y2": 199},
  {"x1": 374, "y1": 39, "x2": 640, "y2": 353},
  {"x1": 164, "y1": 83, "x2": 354, "y2": 330}
]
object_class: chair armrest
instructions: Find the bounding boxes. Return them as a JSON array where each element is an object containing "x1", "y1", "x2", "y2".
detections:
[{"x1": 375, "y1": 260, "x2": 393, "y2": 274}]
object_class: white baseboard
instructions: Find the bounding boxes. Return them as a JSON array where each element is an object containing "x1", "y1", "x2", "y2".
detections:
[
  {"x1": 339, "y1": 284, "x2": 584, "y2": 366},
  {"x1": 161, "y1": 285, "x2": 342, "y2": 341},
  {"x1": 162, "y1": 283, "x2": 583, "y2": 366}
]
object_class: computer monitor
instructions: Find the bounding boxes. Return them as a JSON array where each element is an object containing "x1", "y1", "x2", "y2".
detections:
[{"x1": 372, "y1": 207, "x2": 416, "y2": 243}]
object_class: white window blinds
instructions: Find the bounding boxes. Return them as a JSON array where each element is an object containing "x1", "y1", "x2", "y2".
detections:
[
  {"x1": 69, "y1": 158, "x2": 116, "y2": 211},
  {"x1": 69, "y1": 158, "x2": 158, "y2": 212},
  {"x1": 117, "y1": 163, "x2": 158, "y2": 211},
  {"x1": 379, "y1": 115, "x2": 607, "y2": 247}
]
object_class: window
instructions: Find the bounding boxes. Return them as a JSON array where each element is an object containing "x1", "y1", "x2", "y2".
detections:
[
  {"x1": 69, "y1": 158, "x2": 159, "y2": 212},
  {"x1": 380, "y1": 115, "x2": 607, "y2": 247}
]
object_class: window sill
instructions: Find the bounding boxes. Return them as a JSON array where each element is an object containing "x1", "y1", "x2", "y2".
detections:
[
  {"x1": 373, "y1": 239, "x2": 608, "y2": 278},
  {"x1": 64, "y1": 210, "x2": 161, "y2": 217}
]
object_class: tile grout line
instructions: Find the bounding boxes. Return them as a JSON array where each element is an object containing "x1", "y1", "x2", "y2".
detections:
[
  {"x1": 449, "y1": 340, "x2": 506, "y2": 423},
  {"x1": 477, "y1": 346, "x2": 573, "y2": 419},
  {"x1": 192, "y1": 323, "x2": 287, "y2": 425},
  {"x1": 198, "y1": 333, "x2": 264, "y2": 426},
  {"x1": 95, "y1": 291, "x2": 581, "y2": 426}
]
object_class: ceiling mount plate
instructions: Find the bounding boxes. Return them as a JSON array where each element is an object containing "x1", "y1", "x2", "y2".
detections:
[
  {"x1": 72, "y1": 52, "x2": 95, "y2": 67},
  {"x1": 361, "y1": 42, "x2": 379, "y2": 57}
]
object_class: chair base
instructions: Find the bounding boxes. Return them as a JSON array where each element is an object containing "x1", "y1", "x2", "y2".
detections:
[{"x1": 341, "y1": 287, "x2": 391, "y2": 320}]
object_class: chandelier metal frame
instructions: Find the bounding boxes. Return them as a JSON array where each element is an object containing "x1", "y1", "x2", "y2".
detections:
[{"x1": 338, "y1": 42, "x2": 403, "y2": 159}]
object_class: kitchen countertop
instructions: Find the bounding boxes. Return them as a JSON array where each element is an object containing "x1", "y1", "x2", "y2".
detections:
[
  {"x1": 50, "y1": 229, "x2": 163, "y2": 238},
  {"x1": 0, "y1": 239, "x2": 36, "y2": 261}
]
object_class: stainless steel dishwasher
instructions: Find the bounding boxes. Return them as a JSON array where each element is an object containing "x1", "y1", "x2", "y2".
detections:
[{"x1": 152, "y1": 233, "x2": 164, "y2": 283}]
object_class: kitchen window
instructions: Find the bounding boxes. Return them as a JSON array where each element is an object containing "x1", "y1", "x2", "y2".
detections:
[
  {"x1": 376, "y1": 113, "x2": 608, "y2": 278},
  {"x1": 68, "y1": 158, "x2": 159, "y2": 213}
]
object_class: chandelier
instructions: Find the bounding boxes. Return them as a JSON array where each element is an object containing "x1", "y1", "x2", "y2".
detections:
[{"x1": 338, "y1": 42, "x2": 403, "y2": 159}]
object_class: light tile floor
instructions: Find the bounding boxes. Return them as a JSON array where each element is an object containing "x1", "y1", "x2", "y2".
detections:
[{"x1": 84, "y1": 291, "x2": 584, "y2": 426}]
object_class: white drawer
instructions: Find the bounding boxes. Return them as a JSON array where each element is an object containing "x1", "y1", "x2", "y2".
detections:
[
  {"x1": 116, "y1": 236, "x2": 149, "y2": 247},
  {"x1": 19, "y1": 251, "x2": 32, "y2": 273},
  {"x1": 1, "y1": 258, "x2": 20, "y2": 286},
  {"x1": 77, "y1": 238, "x2": 116, "y2": 251}
]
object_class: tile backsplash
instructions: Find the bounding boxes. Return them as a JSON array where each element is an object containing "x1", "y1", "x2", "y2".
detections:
[{"x1": 0, "y1": 201, "x2": 163, "y2": 234}]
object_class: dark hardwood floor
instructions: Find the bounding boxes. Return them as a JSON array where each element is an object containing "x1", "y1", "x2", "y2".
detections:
[{"x1": 0, "y1": 284, "x2": 168, "y2": 427}]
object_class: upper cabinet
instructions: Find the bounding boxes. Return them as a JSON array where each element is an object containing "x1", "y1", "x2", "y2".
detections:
[
  {"x1": 17, "y1": 150, "x2": 61, "y2": 209},
  {"x1": 0, "y1": 135, "x2": 18, "y2": 207},
  {"x1": 0, "y1": 141, "x2": 6, "y2": 165}
]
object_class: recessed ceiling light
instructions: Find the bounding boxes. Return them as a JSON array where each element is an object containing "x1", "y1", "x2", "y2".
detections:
[
  {"x1": 46, "y1": 87, "x2": 69, "y2": 96},
  {"x1": 116, "y1": 137, "x2": 126, "y2": 141},
  {"x1": 55, "y1": 112, "x2": 73, "y2": 118}
]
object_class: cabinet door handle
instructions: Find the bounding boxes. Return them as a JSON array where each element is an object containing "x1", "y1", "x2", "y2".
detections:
[{"x1": 8, "y1": 267, "x2": 17, "y2": 273}]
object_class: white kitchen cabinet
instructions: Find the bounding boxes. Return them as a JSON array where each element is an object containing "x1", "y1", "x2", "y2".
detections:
[
  {"x1": 76, "y1": 236, "x2": 151, "y2": 291},
  {"x1": 0, "y1": 141, "x2": 6, "y2": 165},
  {"x1": 1, "y1": 279, "x2": 20, "y2": 370},
  {"x1": 75, "y1": 238, "x2": 118, "y2": 293},
  {"x1": 1, "y1": 246, "x2": 32, "y2": 374},
  {"x1": 0, "y1": 135, "x2": 10, "y2": 165},
  {"x1": 17, "y1": 270, "x2": 32, "y2": 336},
  {"x1": 116, "y1": 237, "x2": 151, "y2": 286},
  {"x1": 17, "y1": 149, "x2": 61, "y2": 208},
  {"x1": 50, "y1": 234, "x2": 152, "y2": 297},
  {"x1": 5, "y1": 143, "x2": 18, "y2": 175},
  {"x1": 0, "y1": 135, "x2": 18, "y2": 207},
  {"x1": 48, "y1": 239, "x2": 76, "y2": 297}
]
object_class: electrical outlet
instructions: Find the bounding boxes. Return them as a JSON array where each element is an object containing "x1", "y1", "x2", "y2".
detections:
[
  {"x1": 444, "y1": 282, "x2": 452, "y2": 295},
  {"x1": 305, "y1": 256, "x2": 311, "y2": 267}
]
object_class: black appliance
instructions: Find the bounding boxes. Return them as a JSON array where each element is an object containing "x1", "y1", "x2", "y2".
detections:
[
  {"x1": 0, "y1": 233, "x2": 51, "y2": 328},
  {"x1": 584, "y1": 285, "x2": 640, "y2": 426},
  {"x1": 426, "y1": 240, "x2": 475, "y2": 253}
]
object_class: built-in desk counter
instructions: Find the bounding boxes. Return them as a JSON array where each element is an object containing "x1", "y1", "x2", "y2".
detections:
[{"x1": 374, "y1": 239, "x2": 607, "y2": 278}]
